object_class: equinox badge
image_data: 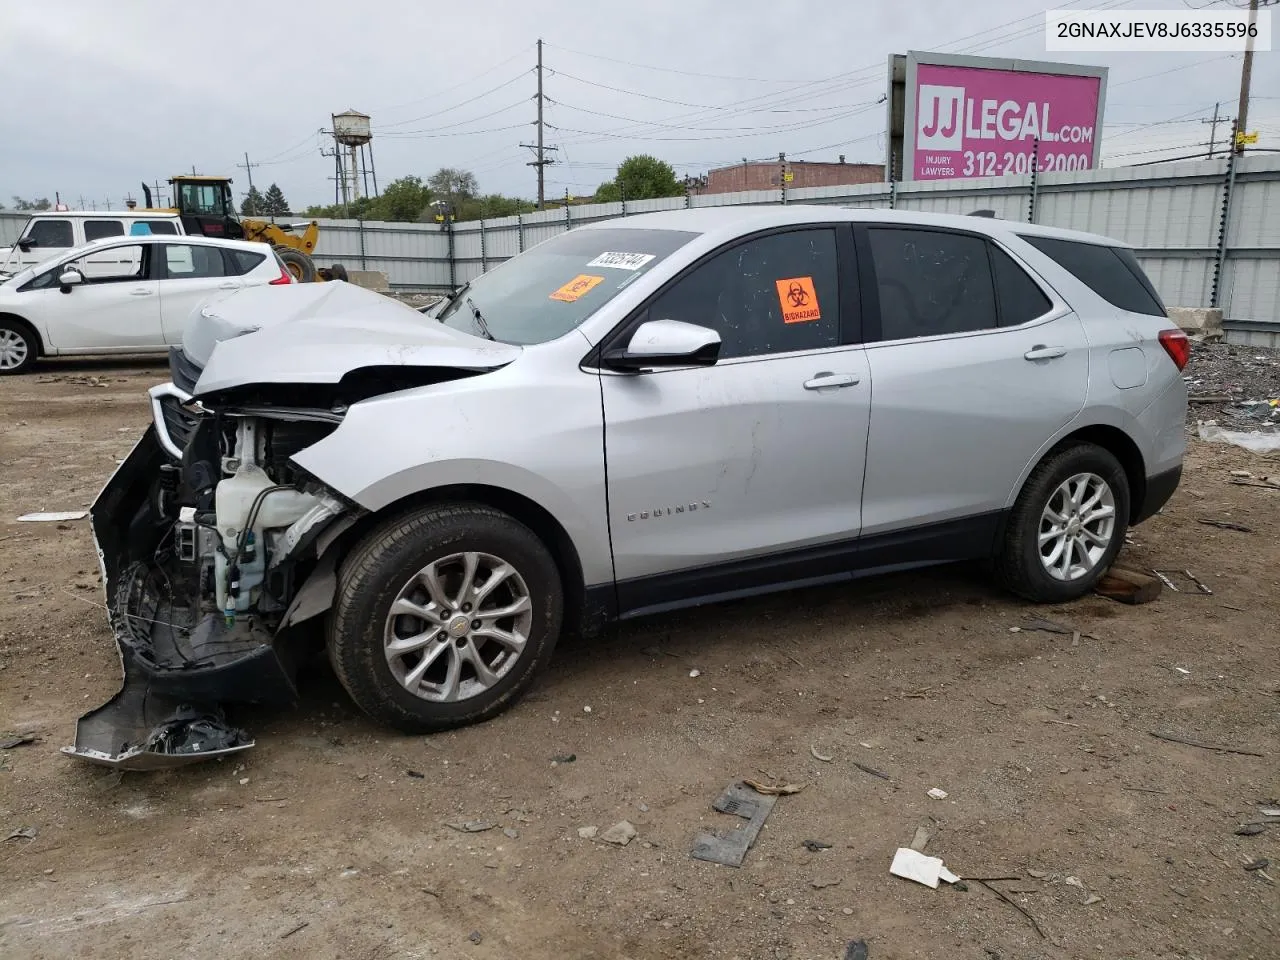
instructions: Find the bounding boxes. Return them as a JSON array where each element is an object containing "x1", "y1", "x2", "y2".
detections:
[{"x1": 627, "y1": 501, "x2": 711, "y2": 522}]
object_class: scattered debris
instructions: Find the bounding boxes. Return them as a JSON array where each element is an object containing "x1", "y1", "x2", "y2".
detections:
[
  {"x1": 503, "y1": 828, "x2": 519, "y2": 840},
  {"x1": 550, "y1": 753, "x2": 576, "y2": 764},
  {"x1": 4, "y1": 826, "x2": 38, "y2": 841},
  {"x1": 1027, "y1": 869, "x2": 1050, "y2": 879},
  {"x1": 909, "y1": 819, "x2": 937, "y2": 853},
  {"x1": 1017, "y1": 617, "x2": 1073, "y2": 636},
  {"x1": 1043, "y1": 718, "x2": 1082, "y2": 728},
  {"x1": 1065, "y1": 876, "x2": 1085, "y2": 889},
  {"x1": 802, "y1": 839, "x2": 833, "y2": 852},
  {"x1": 468, "y1": 931, "x2": 483, "y2": 945},
  {"x1": 811, "y1": 878, "x2": 841, "y2": 889},
  {"x1": 1198, "y1": 421, "x2": 1280, "y2": 454},
  {"x1": 0, "y1": 732, "x2": 37, "y2": 749},
  {"x1": 889, "y1": 847, "x2": 960, "y2": 889},
  {"x1": 973, "y1": 878, "x2": 1049, "y2": 940},
  {"x1": 1196, "y1": 518, "x2": 1253, "y2": 533},
  {"x1": 927, "y1": 787, "x2": 948, "y2": 800},
  {"x1": 280, "y1": 921, "x2": 309, "y2": 939},
  {"x1": 16, "y1": 511, "x2": 88, "y2": 522},
  {"x1": 405, "y1": 769, "x2": 425, "y2": 778},
  {"x1": 1175, "y1": 667, "x2": 1192, "y2": 675},
  {"x1": 578, "y1": 826, "x2": 598, "y2": 840},
  {"x1": 842, "y1": 939, "x2": 869, "y2": 960},
  {"x1": 742, "y1": 778, "x2": 804, "y2": 796},
  {"x1": 1235, "y1": 823, "x2": 1266, "y2": 837},
  {"x1": 1149, "y1": 731, "x2": 1264, "y2": 757},
  {"x1": 1244, "y1": 859, "x2": 1270, "y2": 872},
  {"x1": 688, "y1": 669, "x2": 701, "y2": 678},
  {"x1": 1184, "y1": 569, "x2": 1213, "y2": 595},
  {"x1": 1083, "y1": 894, "x2": 1103, "y2": 906},
  {"x1": 691, "y1": 781, "x2": 779, "y2": 868},
  {"x1": 601, "y1": 820, "x2": 637, "y2": 846},
  {"x1": 851, "y1": 761, "x2": 891, "y2": 781},
  {"x1": 809, "y1": 744, "x2": 833, "y2": 762},
  {"x1": 445, "y1": 820, "x2": 497, "y2": 833},
  {"x1": 1095, "y1": 566, "x2": 1162, "y2": 604},
  {"x1": 1260, "y1": 808, "x2": 1280, "y2": 818},
  {"x1": 984, "y1": 696, "x2": 1008, "y2": 707}
]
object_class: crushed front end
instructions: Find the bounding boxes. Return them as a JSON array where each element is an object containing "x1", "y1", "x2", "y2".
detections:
[{"x1": 64, "y1": 364, "x2": 354, "y2": 769}]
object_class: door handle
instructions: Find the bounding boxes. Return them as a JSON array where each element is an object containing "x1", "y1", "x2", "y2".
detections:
[
  {"x1": 1024, "y1": 345, "x2": 1067, "y2": 361},
  {"x1": 130, "y1": 288, "x2": 154, "y2": 296},
  {"x1": 803, "y1": 372, "x2": 860, "y2": 390}
]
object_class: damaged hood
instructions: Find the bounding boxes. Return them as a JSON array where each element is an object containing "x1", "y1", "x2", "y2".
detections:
[{"x1": 187, "y1": 281, "x2": 521, "y2": 397}]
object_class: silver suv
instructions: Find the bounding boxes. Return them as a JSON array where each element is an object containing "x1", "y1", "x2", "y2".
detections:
[{"x1": 70, "y1": 207, "x2": 1188, "y2": 768}]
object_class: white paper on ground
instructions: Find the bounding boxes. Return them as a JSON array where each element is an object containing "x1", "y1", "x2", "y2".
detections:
[
  {"x1": 17, "y1": 511, "x2": 88, "y2": 522},
  {"x1": 890, "y1": 847, "x2": 961, "y2": 889},
  {"x1": 1197, "y1": 421, "x2": 1280, "y2": 454}
]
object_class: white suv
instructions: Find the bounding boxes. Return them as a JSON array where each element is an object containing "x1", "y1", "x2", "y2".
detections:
[
  {"x1": 68, "y1": 206, "x2": 1188, "y2": 769},
  {"x1": 0, "y1": 234, "x2": 293, "y2": 374}
]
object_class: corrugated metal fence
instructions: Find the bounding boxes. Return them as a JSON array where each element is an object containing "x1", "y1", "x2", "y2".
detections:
[{"x1": 4, "y1": 154, "x2": 1277, "y2": 322}]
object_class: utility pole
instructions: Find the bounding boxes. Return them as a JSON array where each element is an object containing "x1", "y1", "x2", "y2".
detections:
[
  {"x1": 1201, "y1": 102, "x2": 1223, "y2": 157},
  {"x1": 520, "y1": 38, "x2": 557, "y2": 209},
  {"x1": 1235, "y1": 0, "x2": 1271, "y2": 155},
  {"x1": 237, "y1": 152, "x2": 260, "y2": 215}
]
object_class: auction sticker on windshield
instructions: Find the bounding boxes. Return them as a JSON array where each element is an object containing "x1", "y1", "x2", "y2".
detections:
[
  {"x1": 586, "y1": 251, "x2": 656, "y2": 271},
  {"x1": 775, "y1": 276, "x2": 821, "y2": 324},
  {"x1": 550, "y1": 274, "x2": 606, "y2": 302}
]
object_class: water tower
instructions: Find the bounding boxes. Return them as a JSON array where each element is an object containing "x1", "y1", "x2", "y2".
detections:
[{"x1": 330, "y1": 109, "x2": 378, "y2": 206}]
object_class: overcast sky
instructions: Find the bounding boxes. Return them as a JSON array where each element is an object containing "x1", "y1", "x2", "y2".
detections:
[{"x1": 1, "y1": 0, "x2": 1276, "y2": 211}]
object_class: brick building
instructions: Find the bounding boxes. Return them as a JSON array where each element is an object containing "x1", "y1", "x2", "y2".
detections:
[{"x1": 692, "y1": 158, "x2": 882, "y2": 195}]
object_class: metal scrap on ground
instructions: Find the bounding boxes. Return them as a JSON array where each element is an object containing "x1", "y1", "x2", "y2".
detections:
[{"x1": 691, "y1": 781, "x2": 780, "y2": 868}]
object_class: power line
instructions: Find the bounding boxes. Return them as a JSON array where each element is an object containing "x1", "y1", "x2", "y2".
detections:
[
  {"x1": 378, "y1": 100, "x2": 531, "y2": 138},
  {"x1": 372, "y1": 44, "x2": 535, "y2": 114},
  {"x1": 375, "y1": 71, "x2": 533, "y2": 130}
]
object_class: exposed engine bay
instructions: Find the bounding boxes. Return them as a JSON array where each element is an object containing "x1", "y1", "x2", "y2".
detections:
[{"x1": 64, "y1": 388, "x2": 357, "y2": 769}]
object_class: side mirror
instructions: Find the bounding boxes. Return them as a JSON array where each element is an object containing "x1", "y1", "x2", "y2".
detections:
[
  {"x1": 602, "y1": 318, "x2": 721, "y2": 371},
  {"x1": 58, "y1": 268, "x2": 85, "y2": 292},
  {"x1": 17, "y1": 238, "x2": 35, "y2": 252}
]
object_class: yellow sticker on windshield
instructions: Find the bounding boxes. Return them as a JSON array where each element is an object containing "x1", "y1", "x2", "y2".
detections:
[{"x1": 550, "y1": 274, "x2": 605, "y2": 302}]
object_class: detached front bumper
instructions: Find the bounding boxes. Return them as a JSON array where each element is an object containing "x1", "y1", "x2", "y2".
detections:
[{"x1": 62, "y1": 423, "x2": 296, "y2": 770}]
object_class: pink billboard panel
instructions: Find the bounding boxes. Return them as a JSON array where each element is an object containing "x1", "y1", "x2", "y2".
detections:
[{"x1": 911, "y1": 63, "x2": 1103, "y2": 181}]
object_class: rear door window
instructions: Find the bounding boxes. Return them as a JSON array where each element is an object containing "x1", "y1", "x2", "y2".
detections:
[
  {"x1": 84, "y1": 220, "x2": 125, "y2": 242},
  {"x1": 1021, "y1": 235, "x2": 1165, "y2": 317},
  {"x1": 867, "y1": 227, "x2": 997, "y2": 341},
  {"x1": 25, "y1": 219, "x2": 73, "y2": 248},
  {"x1": 163, "y1": 243, "x2": 227, "y2": 278}
]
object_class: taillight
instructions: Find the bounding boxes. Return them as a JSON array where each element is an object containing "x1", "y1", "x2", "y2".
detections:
[
  {"x1": 269, "y1": 262, "x2": 293, "y2": 285},
  {"x1": 1158, "y1": 328, "x2": 1190, "y2": 371}
]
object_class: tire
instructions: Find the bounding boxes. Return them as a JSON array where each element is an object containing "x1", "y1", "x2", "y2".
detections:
[
  {"x1": 329, "y1": 263, "x2": 349, "y2": 282},
  {"x1": 327, "y1": 502, "x2": 563, "y2": 733},
  {"x1": 995, "y1": 442, "x2": 1130, "y2": 603},
  {"x1": 275, "y1": 247, "x2": 317, "y2": 283},
  {"x1": 0, "y1": 317, "x2": 38, "y2": 375}
]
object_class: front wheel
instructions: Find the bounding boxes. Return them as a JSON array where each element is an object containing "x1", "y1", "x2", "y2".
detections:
[
  {"x1": 0, "y1": 318, "x2": 37, "y2": 375},
  {"x1": 328, "y1": 503, "x2": 564, "y2": 733},
  {"x1": 996, "y1": 443, "x2": 1130, "y2": 602}
]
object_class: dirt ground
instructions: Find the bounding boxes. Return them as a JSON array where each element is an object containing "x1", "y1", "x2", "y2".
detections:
[{"x1": 1, "y1": 357, "x2": 1277, "y2": 960}]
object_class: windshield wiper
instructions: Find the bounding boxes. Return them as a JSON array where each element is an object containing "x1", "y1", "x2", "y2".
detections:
[
  {"x1": 466, "y1": 297, "x2": 495, "y2": 341},
  {"x1": 433, "y1": 280, "x2": 469, "y2": 319}
]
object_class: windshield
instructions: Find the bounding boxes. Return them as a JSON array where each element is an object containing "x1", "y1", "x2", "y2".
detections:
[{"x1": 437, "y1": 227, "x2": 697, "y2": 344}]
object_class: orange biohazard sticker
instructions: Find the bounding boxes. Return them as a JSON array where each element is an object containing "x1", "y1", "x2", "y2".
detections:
[
  {"x1": 775, "y1": 276, "x2": 821, "y2": 324},
  {"x1": 550, "y1": 274, "x2": 605, "y2": 302}
]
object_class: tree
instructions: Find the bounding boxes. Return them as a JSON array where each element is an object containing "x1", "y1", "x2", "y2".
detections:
[
  {"x1": 428, "y1": 167, "x2": 478, "y2": 207},
  {"x1": 371, "y1": 175, "x2": 433, "y2": 222},
  {"x1": 10, "y1": 196, "x2": 51, "y2": 211},
  {"x1": 455, "y1": 193, "x2": 536, "y2": 222},
  {"x1": 240, "y1": 186, "x2": 266, "y2": 216},
  {"x1": 594, "y1": 155, "x2": 684, "y2": 203},
  {"x1": 262, "y1": 183, "x2": 291, "y2": 216}
]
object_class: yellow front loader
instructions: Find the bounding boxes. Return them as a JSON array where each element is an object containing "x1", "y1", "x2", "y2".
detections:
[{"x1": 140, "y1": 176, "x2": 347, "y2": 282}]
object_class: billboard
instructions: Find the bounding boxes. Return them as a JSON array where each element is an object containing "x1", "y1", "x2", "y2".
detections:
[{"x1": 886, "y1": 52, "x2": 1107, "y2": 182}]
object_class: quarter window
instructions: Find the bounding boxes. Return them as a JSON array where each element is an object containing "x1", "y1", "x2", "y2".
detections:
[
  {"x1": 991, "y1": 246, "x2": 1053, "y2": 326},
  {"x1": 25, "y1": 219, "x2": 73, "y2": 249},
  {"x1": 645, "y1": 228, "x2": 841, "y2": 360},
  {"x1": 868, "y1": 228, "x2": 997, "y2": 341},
  {"x1": 226, "y1": 249, "x2": 266, "y2": 276},
  {"x1": 1021, "y1": 235, "x2": 1165, "y2": 317},
  {"x1": 84, "y1": 220, "x2": 125, "y2": 242},
  {"x1": 164, "y1": 244, "x2": 228, "y2": 278}
]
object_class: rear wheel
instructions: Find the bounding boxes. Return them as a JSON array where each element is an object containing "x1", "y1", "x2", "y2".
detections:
[
  {"x1": 328, "y1": 503, "x2": 563, "y2": 733},
  {"x1": 275, "y1": 247, "x2": 317, "y2": 283},
  {"x1": 996, "y1": 443, "x2": 1129, "y2": 602},
  {"x1": 0, "y1": 318, "x2": 37, "y2": 375}
]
